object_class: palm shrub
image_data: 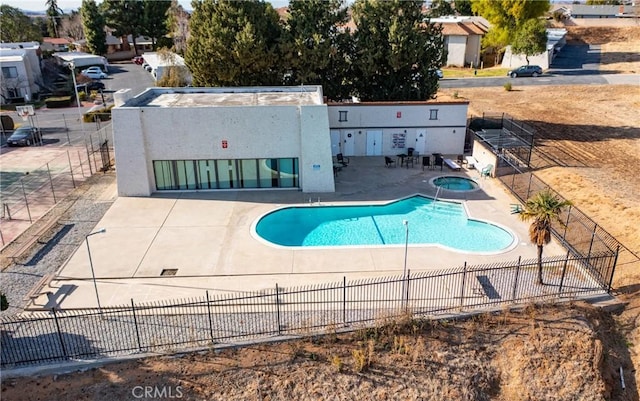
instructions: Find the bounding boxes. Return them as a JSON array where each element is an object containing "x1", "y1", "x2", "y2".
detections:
[{"x1": 518, "y1": 189, "x2": 572, "y2": 284}]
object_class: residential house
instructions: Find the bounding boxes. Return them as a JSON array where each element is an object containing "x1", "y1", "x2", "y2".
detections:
[
  {"x1": 430, "y1": 16, "x2": 489, "y2": 68},
  {"x1": 0, "y1": 42, "x2": 42, "y2": 104},
  {"x1": 41, "y1": 37, "x2": 72, "y2": 52},
  {"x1": 501, "y1": 28, "x2": 567, "y2": 70}
]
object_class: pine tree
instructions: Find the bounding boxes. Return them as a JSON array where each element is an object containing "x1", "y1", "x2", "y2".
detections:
[
  {"x1": 185, "y1": 0, "x2": 284, "y2": 87},
  {"x1": 0, "y1": 5, "x2": 42, "y2": 42},
  {"x1": 102, "y1": 0, "x2": 145, "y2": 55},
  {"x1": 81, "y1": 0, "x2": 107, "y2": 55},
  {"x1": 284, "y1": 0, "x2": 351, "y2": 100},
  {"x1": 351, "y1": 0, "x2": 445, "y2": 101},
  {"x1": 46, "y1": 0, "x2": 63, "y2": 37},
  {"x1": 142, "y1": 0, "x2": 171, "y2": 49}
]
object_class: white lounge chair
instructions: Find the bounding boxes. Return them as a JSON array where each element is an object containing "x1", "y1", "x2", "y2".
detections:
[
  {"x1": 443, "y1": 158, "x2": 461, "y2": 171},
  {"x1": 465, "y1": 156, "x2": 478, "y2": 169}
]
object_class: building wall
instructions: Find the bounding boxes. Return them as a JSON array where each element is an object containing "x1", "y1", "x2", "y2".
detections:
[
  {"x1": 464, "y1": 35, "x2": 482, "y2": 67},
  {"x1": 445, "y1": 35, "x2": 467, "y2": 67},
  {"x1": 113, "y1": 100, "x2": 334, "y2": 196},
  {"x1": 327, "y1": 102, "x2": 469, "y2": 157}
]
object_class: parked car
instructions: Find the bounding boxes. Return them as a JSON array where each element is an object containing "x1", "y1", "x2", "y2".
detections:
[
  {"x1": 6, "y1": 126, "x2": 42, "y2": 147},
  {"x1": 507, "y1": 65, "x2": 542, "y2": 78},
  {"x1": 76, "y1": 81, "x2": 105, "y2": 92},
  {"x1": 80, "y1": 67, "x2": 108, "y2": 79}
]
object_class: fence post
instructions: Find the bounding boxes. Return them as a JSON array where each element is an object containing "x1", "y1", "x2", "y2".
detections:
[
  {"x1": 558, "y1": 251, "x2": 570, "y2": 297},
  {"x1": 51, "y1": 308, "x2": 68, "y2": 358},
  {"x1": 563, "y1": 205, "x2": 572, "y2": 241},
  {"x1": 85, "y1": 140, "x2": 93, "y2": 175},
  {"x1": 275, "y1": 284, "x2": 281, "y2": 336},
  {"x1": 20, "y1": 178, "x2": 32, "y2": 223},
  {"x1": 131, "y1": 299, "x2": 143, "y2": 352},
  {"x1": 608, "y1": 246, "x2": 620, "y2": 293},
  {"x1": 586, "y1": 223, "x2": 597, "y2": 266},
  {"x1": 63, "y1": 114, "x2": 72, "y2": 146},
  {"x1": 46, "y1": 163, "x2": 57, "y2": 203},
  {"x1": 459, "y1": 262, "x2": 467, "y2": 308},
  {"x1": 67, "y1": 150, "x2": 76, "y2": 188},
  {"x1": 512, "y1": 256, "x2": 521, "y2": 301},
  {"x1": 205, "y1": 291, "x2": 214, "y2": 343},
  {"x1": 404, "y1": 269, "x2": 411, "y2": 313},
  {"x1": 342, "y1": 276, "x2": 347, "y2": 326},
  {"x1": 526, "y1": 173, "x2": 533, "y2": 200}
]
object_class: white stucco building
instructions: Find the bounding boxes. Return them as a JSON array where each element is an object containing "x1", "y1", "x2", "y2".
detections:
[
  {"x1": 112, "y1": 86, "x2": 334, "y2": 196},
  {"x1": 327, "y1": 100, "x2": 469, "y2": 157},
  {"x1": 0, "y1": 42, "x2": 42, "y2": 104},
  {"x1": 112, "y1": 86, "x2": 470, "y2": 197}
]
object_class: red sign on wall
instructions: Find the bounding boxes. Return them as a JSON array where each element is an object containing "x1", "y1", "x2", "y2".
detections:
[
  {"x1": 396, "y1": 111, "x2": 401, "y2": 118},
  {"x1": 222, "y1": 140, "x2": 228, "y2": 149}
]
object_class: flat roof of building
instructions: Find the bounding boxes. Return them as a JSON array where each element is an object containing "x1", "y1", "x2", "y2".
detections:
[{"x1": 126, "y1": 86, "x2": 324, "y2": 108}]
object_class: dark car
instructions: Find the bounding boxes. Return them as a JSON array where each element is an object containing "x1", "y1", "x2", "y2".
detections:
[
  {"x1": 77, "y1": 81, "x2": 105, "y2": 92},
  {"x1": 6, "y1": 126, "x2": 42, "y2": 147},
  {"x1": 507, "y1": 65, "x2": 543, "y2": 78}
]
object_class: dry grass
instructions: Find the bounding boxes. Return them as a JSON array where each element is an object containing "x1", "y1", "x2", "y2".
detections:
[{"x1": 3, "y1": 303, "x2": 629, "y2": 401}]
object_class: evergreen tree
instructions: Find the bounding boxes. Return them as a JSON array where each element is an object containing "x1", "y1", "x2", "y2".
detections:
[
  {"x1": 453, "y1": 0, "x2": 473, "y2": 16},
  {"x1": 142, "y1": 0, "x2": 171, "y2": 49},
  {"x1": 0, "y1": 5, "x2": 42, "y2": 42},
  {"x1": 46, "y1": 0, "x2": 63, "y2": 37},
  {"x1": 284, "y1": 0, "x2": 351, "y2": 100},
  {"x1": 102, "y1": 0, "x2": 145, "y2": 55},
  {"x1": 81, "y1": 0, "x2": 107, "y2": 55},
  {"x1": 351, "y1": 0, "x2": 445, "y2": 101},
  {"x1": 185, "y1": 0, "x2": 284, "y2": 86}
]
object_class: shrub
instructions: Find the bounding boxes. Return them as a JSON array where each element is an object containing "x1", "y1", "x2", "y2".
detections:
[
  {"x1": 453, "y1": 91, "x2": 459, "y2": 99},
  {"x1": 45, "y1": 96, "x2": 73, "y2": 108},
  {"x1": 503, "y1": 82, "x2": 513, "y2": 91},
  {"x1": 0, "y1": 292, "x2": 8, "y2": 311},
  {"x1": 83, "y1": 104, "x2": 114, "y2": 122}
]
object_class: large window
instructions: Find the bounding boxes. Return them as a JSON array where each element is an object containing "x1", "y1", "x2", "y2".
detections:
[
  {"x1": 152, "y1": 158, "x2": 299, "y2": 191},
  {"x1": 1, "y1": 66, "x2": 18, "y2": 79}
]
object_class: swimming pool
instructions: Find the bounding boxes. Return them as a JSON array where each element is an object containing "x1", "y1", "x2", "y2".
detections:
[
  {"x1": 432, "y1": 176, "x2": 479, "y2": 191},
  {"x1": 253, "y1": 195, "x2": 515, "y2": 252}
]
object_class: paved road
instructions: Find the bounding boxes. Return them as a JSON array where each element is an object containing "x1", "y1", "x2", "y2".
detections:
[
  {"x1": 440, "y1": 43, "x2": 639, "y2": 89},
  {"x1": 1, "y1": 62, "x2": 154, "y2": 149}
]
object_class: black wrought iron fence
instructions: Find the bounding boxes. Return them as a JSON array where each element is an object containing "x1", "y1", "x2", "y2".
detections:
[
  {"x1": 1, "y1": 253, "x2": 614, "y2": 368},
  {"x1": 497, "y1": 163, "x2": 623, "y2": 280}
]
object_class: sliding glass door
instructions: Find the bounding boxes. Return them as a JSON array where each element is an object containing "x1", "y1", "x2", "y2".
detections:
[{"x1": 152, "y1": 158, "x2": 298, "y2": 191}]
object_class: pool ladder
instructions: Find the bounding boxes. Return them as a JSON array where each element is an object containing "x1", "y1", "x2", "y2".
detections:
[{"x1": 433, "y1": 186, "x2": 442, "y2": 208}]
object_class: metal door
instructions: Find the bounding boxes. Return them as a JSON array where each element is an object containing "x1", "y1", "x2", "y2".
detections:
[{"x1": 366, "y1": 130, "x2": 383, "y2": 156}]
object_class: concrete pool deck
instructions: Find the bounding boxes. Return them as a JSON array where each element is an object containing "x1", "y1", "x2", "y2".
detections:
[{"x1": 32, "y1": 157, "x2": 565, "y2": 310}]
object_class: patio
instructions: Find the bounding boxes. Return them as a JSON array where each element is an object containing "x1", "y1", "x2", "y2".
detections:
[{"x1": 34, "y1": 156, "x2": 566, "y2": 309}]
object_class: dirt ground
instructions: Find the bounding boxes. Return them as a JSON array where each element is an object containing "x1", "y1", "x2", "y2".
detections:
[
  {"x1": 1, "y1": 304, "x2": 634, "y2": 401},
  {"x1": 2, "y1": 27, "x2": 640, "y2": 400}
]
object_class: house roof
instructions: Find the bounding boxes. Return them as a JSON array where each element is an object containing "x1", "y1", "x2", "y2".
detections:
[
  {"x1": 568, "y1": 4, "x2": 630, "y2": 16},
  {"x1": 43, "y1": 37, "x2": 72, "y2": 45},
  {"x1": 439, "y1": 21, "x2": 488, "y2": 36}
]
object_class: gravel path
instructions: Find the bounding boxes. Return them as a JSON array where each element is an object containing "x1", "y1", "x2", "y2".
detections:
[{"x1": 0, "y1": 172, "x2": 116, "y2": 318}]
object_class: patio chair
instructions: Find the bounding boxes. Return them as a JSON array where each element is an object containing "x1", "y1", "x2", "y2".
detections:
[
  {"x1": 481, "y1": 164, "x2": 493, "y2": 178},
  {"x1": 385, "y1": 156, "x2": 396, "y2": 168},
  {"x1": 422, "y1": 156, "x2": 431, "y2": 171},
  {"x1": 336, "y1": 153, "x2": 350, "y2": 166}
]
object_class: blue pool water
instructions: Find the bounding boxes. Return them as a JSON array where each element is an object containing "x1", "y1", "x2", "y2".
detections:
[
  {"x1": 254, "y1": 196, "x2": 514, "y2": 252},
  {"x1": 432, "y1": 176, "x2": 479, "y2": 191}
]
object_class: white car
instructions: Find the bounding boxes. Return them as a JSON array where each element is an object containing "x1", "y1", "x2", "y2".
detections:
[{"x1": 80, "y1": 67, "x2": 108, "y2": 79}]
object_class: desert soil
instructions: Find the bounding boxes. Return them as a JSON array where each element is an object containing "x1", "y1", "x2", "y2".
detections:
[{"x1": 2, "y1": 27, "x2": 640, "y2": 401}]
